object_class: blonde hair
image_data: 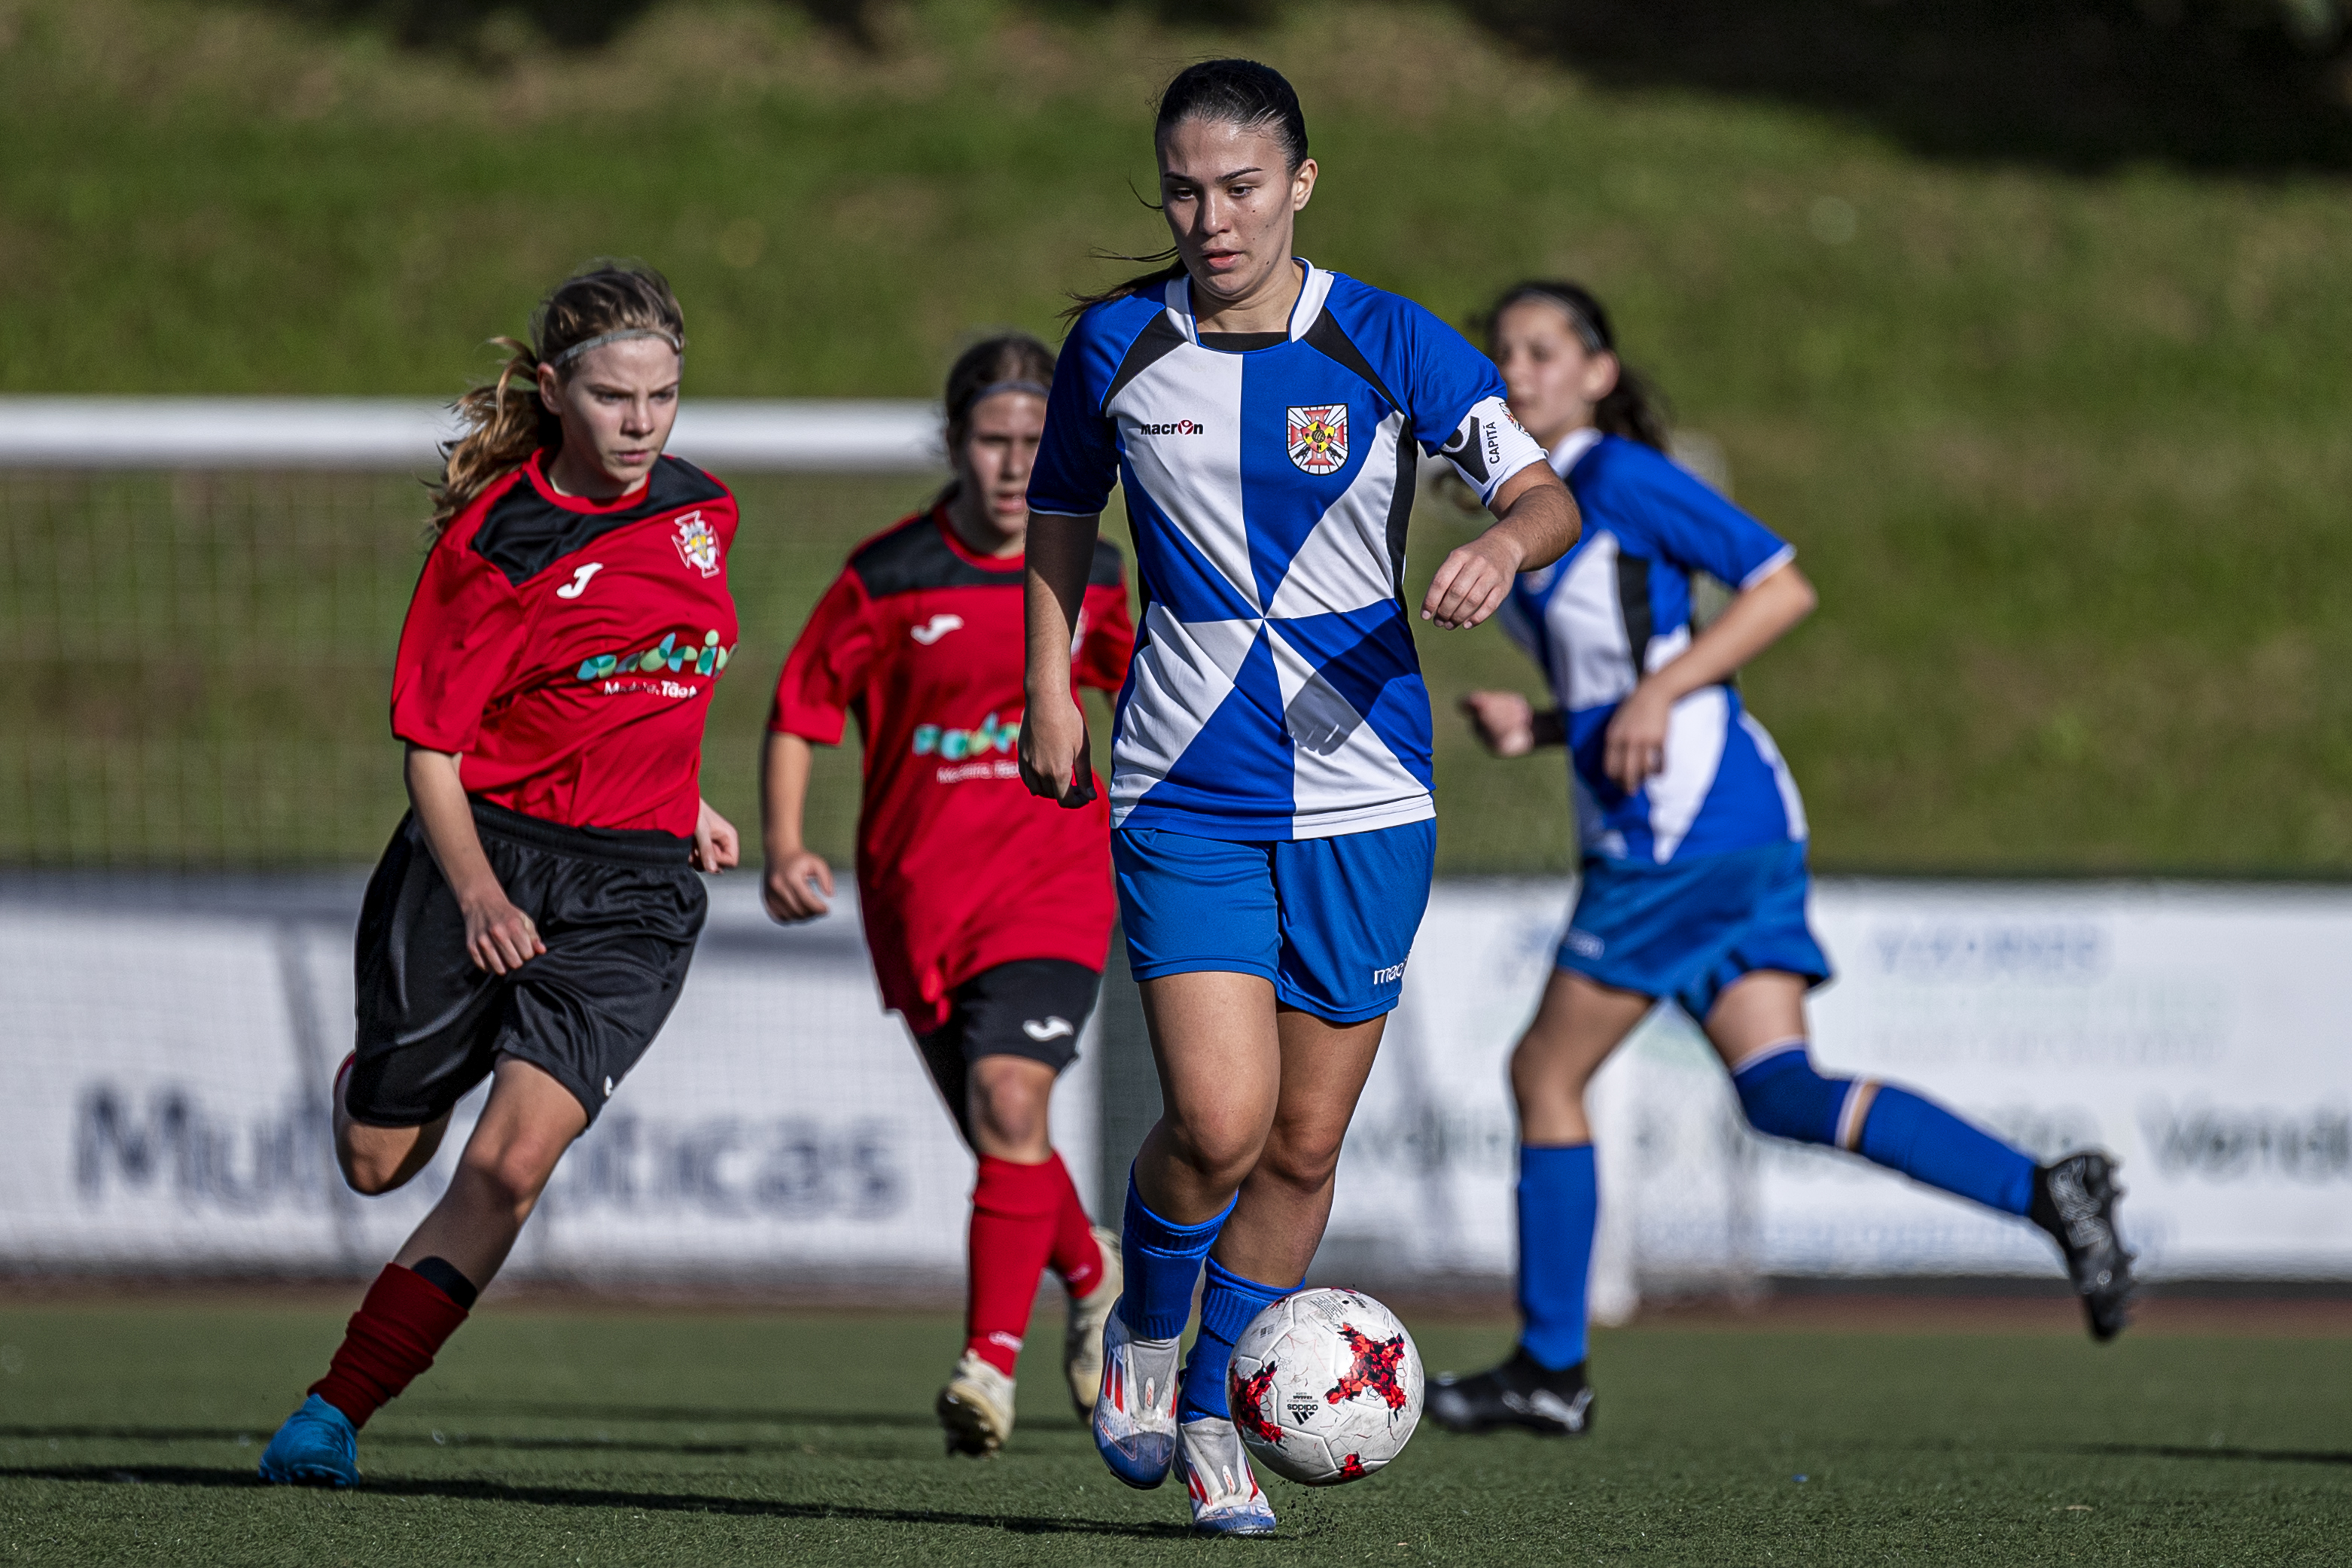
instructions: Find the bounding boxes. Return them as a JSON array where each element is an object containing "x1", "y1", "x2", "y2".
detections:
[{"x1": 428, "y1": 262, "x2": 687, "y2": 536}]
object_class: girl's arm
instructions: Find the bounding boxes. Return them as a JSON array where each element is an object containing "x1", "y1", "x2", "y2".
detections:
[
  {"x1": 1603, "y1": 559, "x2": 1817, "y2": 794},
  {"x1": 1421, "y1": 463, "x2": 1581, "y2": 631},
  {"x1": 1018, "y1": 512, "x2": 1101, "y2": 808},
  {"x1": 693, "y1": 798, "x2": 740, "y2": 875},
  {"x1": 760, "y1": 730, "x2": 835, "y2": 921},
  {"x1": 404, "y1": 744, "x2": 546, "y2": 974}
]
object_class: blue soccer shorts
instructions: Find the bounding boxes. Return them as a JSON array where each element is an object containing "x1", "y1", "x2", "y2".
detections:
[
  {"x1": 1556, "y1": 838, "x2": 1832, "y2": 1024},
  {"x1": 1112, "y1": 820, "x2": 1436, "y2": 1025}
]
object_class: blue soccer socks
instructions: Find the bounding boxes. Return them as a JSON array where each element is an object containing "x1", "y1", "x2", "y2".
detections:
[
  {"x1": 1515, "y1": 1142, "x2": 1598, "y2": 1372},
  {"x1": 1732, "y1": 1043, "x2": 2036, "y2": 1217},
  {"x1": 1179, "y1": 1259, "x2": 1291, "y2": 1422},
  {"x1": 1120, "y1": 1173, "x2": 1235, "y2": 1341},
  {"x1": 1857, "y1": 1085, "x2": 2037, "y2": 1216}
]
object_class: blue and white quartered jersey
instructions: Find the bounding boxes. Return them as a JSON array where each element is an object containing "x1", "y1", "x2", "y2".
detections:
[
  {"x1": 1498, "y1": 430, "x2": 1808, "y2": 866},
  {"x1": 1030, "y1": 260, "x2": 1546, "y2": 841}
]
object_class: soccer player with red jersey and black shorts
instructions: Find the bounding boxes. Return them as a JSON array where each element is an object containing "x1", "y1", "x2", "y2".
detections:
[
  {"x1": 763, "y1": 333, "x2": 1135, "y2": 1458},
  {"x1": 259, "y1": 263, "x2": 744, "y2": 1487}
]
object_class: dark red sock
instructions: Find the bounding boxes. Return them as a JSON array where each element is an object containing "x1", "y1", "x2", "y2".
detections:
[
  {"x1": 1043, "y1": 1152, "x2": 1104, "y2": 1299},
  {"x1": 309, "y1": 1264, "x2": 471, "y2": 1429},
  {"x1": 966, "y1": 1155, "x2": 1062, "y2": 1376}
]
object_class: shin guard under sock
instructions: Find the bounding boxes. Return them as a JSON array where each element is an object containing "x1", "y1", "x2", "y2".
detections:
[
  {"x1": 1179, "y1": 1259, "x2": 1290, "y2": 1422},
  {"x1": 966, "y1": 1155, "x2": 1063, "y2": 1375},
  {"x1": 1120, "y1": 1171, "x2": 1233, "y2": 1341},
  {"x1": 1043, "y1": 1152, "x2": 1104, "y2": 1299},
  {"x1": 1733, "y1": 1044, "x2": 2037, "y2": 1216},
  {"x1": 309, "y1": 1262, "x2": 471, "y2": 1429},
  {"x1": 1516, "y1": 1142, "x2": 1598, "y2": 1372}
]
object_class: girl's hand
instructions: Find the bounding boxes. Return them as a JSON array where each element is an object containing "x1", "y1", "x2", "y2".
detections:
[
  {"x1": 1603, "y1": 681, "x2": 1674, "y2": 795},
  {"x1": 762, "y1": 850, "x2": 834, "y2": 922},
  {"x1": 1019, "y1": 696, "x2": 1095, "y2": 808},
  {"x1": 1421, "y1": 532, "x2": 1525, "y2": 630},
  {"x1": 1459, "y1": 690, "x2": 1538, "y2": 757},
  {"x1": 459, "y1": 890, "x2": 544, "y2": 975},
  {"x1": 693, "y1": 798, "x2": 741, "y2": 873}
]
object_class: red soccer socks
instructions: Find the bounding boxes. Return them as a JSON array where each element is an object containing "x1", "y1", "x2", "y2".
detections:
[
  {"x1": 1045, "y1": 1152, "x2": 1104, "y2": 1299},
  {"x1": 966, "y1": 1155, "x2": 1065, "y2": 1375},
  {"x1": 308, "y1": 1262, "x2": 471, "y2": 1429}
]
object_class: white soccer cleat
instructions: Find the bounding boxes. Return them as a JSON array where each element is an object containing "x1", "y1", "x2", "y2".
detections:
[
  {"x1": 1091, "y1": 1301, "x2": 1181, "y2": 1487},
  {"x1": 1064, "y1": 1225, "x2": 1123, "y2": 1416},
  {"x1": 1179, "y1": 1414, "x2": 1278, "y2": 1536},
  {"x1": 936, "y1": 1351, "x2": 1016, "y2": 1457}
]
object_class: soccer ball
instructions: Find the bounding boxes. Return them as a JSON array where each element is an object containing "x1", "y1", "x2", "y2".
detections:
[{"x1": 1226, "y1": 1287, "x2": 1424, "y2": 1486}]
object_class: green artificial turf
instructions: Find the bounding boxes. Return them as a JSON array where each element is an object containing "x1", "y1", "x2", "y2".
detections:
[
  {"x1": 1, "y1": 1301, "x2": 2347, "y2": 1564},
  {"x1": 4, "y1": 0, "x2": 2352, "y2": 873}
]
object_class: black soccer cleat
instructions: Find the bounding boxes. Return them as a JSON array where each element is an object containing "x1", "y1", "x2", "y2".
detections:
[
  {"x1": 1428, "y1": 1347, "x2": 1595, "y2": 1436},
  {"x1": 2031, "y1": 1151, "x2": 2137, "y2": 1343}
]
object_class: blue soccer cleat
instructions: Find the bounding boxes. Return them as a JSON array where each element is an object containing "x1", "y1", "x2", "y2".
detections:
[
  {"x1": 1091, "y1": 1300, "x2": 1181, "y2": 1488},
  {"x1": 257, "y1": 1393, "x2": 359, "y2": 1487},
  {"x1": 1178, "y1": 1414, "x2": 1278, "y2": 1536}
]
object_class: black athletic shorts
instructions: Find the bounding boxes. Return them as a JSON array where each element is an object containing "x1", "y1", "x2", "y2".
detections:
[
  {"x1": 916, "y1": 958, "x2": 1103, "y2": 1072},
  {"x1": 347, "y1": 799, "x2": 707, "y2": 1128}
]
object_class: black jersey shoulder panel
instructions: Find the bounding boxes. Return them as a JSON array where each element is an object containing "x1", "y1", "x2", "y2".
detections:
[
  {"x1": 1103, "y1": 314, "x2": 1193, "y2": 410},
  {"x1": 1301, "y1": 309, "x2": 1402, "y2": 414},
  {"x1": 1088, "y1": 536, "x2": 1126, "y2": 589},
  {"x1": 849, "y1": 515, "x2": 1013, "y2": 598},
  {"x1": 472, "y1": 456, "x2": 730, "y2": 586}
]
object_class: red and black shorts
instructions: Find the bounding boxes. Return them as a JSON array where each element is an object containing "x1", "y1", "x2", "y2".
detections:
[
  {"x1": 347, "y1": 799, "x2": 706, "y2": 1128},
  {"x1": 916, "y1": 958, "x2": 1103, "y2": 1073}
]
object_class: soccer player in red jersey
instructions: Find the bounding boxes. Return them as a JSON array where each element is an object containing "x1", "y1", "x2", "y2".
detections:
[
  {"x1": 258, "y1": 263, "x2": 743, "y2": 1487},
  {"x1": 763, "y1": 333, "x2": 1135, "y2": 1456}
]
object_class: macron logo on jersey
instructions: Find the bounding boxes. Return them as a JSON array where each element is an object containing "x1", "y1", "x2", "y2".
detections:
[
  {"x1": 909, "y1": 613, "x2": 964, "y2": 645},
  {"x1": 555, "y1": 562, "x2": 604, "y2": 599},
  {"x1": 1132, "y1": 418, "x2": 1209, "y2": 437}
]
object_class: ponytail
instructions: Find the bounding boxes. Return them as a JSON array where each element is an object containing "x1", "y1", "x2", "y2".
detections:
[
  {"x1": 428, "y1": 261, "x2": 686, "y2": 537},
  {"x1": 1483, "y1": 280, "x2": 1672, "y2": 452}
]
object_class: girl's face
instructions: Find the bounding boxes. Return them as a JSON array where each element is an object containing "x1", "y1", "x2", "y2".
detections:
[
  {"x1": 537, "y1": 335, "x2": 681, "y2": 490},
  {"x1": 1493, "y1": 299, "x2": 1619, "y2": 450},
  {"x1": 954, "y1": 389, "x2": 1048, "y2": 541},
  {"x1": 1156, "y1": 116, "x2": 1317, "y2": 309}
]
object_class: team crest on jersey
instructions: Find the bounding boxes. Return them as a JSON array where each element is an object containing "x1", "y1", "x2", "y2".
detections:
[
  {"x1": 672, "y1": 511, "x2": 721, "y2": 577},
  {"x1": 1287, "y1": 403, "x2": 1348, "y2": 475}
]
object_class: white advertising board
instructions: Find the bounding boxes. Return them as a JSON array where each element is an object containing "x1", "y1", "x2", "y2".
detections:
[
  {"x1": 1327, "y1": 878, "x2": 2352, "y2": 1305},
  {"x1": 0, "y1": 882, "x2": 1092, "y2": 1282},
  {"x1": 2, "y1": 875, "x2": 2345, "y2": 1293}
]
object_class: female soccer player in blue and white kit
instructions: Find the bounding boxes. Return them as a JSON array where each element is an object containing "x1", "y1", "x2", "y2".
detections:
[
  {"x1": 1428, "y1": 281, "x2": 2137, "y2": 1439},
  {"x1": 1019, "y1": 62, "x2": 1578, "y2": 1535}
]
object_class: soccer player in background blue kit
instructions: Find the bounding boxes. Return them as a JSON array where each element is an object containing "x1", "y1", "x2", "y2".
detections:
[
  {"x1": 1430, "y1": 281, "x2": 2137, "y2": 1439},
  {"x1": 1018, "y1": 62, "x2": 1580, "y2": 1534}
]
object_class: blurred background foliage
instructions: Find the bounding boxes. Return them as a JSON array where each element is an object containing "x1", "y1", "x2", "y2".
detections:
[{"x1": 1, "y1": 0, "x2": 2347, "y2": 874}]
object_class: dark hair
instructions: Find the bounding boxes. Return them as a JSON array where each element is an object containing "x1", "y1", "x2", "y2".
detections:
[
  {"x1": 430, "y1": 261, "x2": 686, "y2": 537},
  {"x1": 1485, "y1": 280, "x2": 1671, "y2": 452},
  {"x1": 934, "y1": 332, "x2": 1055, "y2": 508},
  {"x1": 1065, "y1": 59, "x2": 1310, "y2": 321}
]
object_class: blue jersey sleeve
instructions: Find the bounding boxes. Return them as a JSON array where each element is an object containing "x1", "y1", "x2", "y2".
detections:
[
  {"x1": 1612, "y1": 444, "x2": 1793, "y2": 588},
  {"x1": 1327, "y1": 281, "x2": 1547, "y2": 505},
  {"x1": 1026, "y1": 302, "x2": 1129, "y2": 518}
]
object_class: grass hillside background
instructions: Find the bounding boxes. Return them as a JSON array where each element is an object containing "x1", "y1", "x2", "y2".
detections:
[{"x1": 2, "y1": 0, "x2": 2349, "y2": 873}]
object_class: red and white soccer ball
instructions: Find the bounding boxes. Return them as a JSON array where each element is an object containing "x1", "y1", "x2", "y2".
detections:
[{"x1": 1225, "y1": 1287, "x2": 1424, "y2": 1486}]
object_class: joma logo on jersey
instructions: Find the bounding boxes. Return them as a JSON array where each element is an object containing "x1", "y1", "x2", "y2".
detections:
[
  {"x1": 1287, "y1": 403, "x2": 1348, "y2": 474},
  {"x1": 912, "y1": 711, "x2": 1018, "y2": 762},
  {"x1": 673, "y1": 511, "x2": 722, "y2": 577},
  {"x1": 1134, "y1": 419, "x2": 1208, "y2": 437}
]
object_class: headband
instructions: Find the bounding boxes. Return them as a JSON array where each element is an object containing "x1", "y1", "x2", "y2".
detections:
[
  {"x1": 546, "y1": 327, "x2": 684, "y2": 370},
  {"x1": 971, "y1": 379, "x2": 1050, "y2": 403},
  {"x1": 1511, "y1": 289, "x2": 1608, "y2": 355}
]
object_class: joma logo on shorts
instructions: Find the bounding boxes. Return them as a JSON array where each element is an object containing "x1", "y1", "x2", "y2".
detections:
[{"x1": 1371, "y1": 959, "x2": 1409, "y2": 985}]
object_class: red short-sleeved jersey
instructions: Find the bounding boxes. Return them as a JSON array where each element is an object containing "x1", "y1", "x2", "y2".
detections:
[
  {"x1": 769, "y1": 507, "x2": 1135, "y2": 1028},
  {"x1": 391, "y1": 451, "x2": 739, "y2": 838}
]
